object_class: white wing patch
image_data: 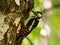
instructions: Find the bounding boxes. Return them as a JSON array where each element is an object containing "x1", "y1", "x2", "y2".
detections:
[
  {"x1": 24, "y1": 17, "x2": 33, "y2": 26},
  {"x1": 28, "y1": 20, "x2": 35, "y2": 31}
]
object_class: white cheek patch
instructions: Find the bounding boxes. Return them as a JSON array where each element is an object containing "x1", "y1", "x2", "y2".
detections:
[
  {"x1": 15, "y1": 0, "x2": 20, "y2": 6},
  {"x1": 38, "y1": 13, "x2": 42, "y2": 17}
]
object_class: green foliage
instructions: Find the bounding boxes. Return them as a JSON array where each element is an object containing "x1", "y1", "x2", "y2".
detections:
[
  {"x1": 51, "y1": 0, "x2": 60, "y2": 5},
  {"x1": 49, "y1": 8, "x2": 60, "y2": 45},
  {"x1": 33, "y1": 0, "x2": 43, "y2": 11}
]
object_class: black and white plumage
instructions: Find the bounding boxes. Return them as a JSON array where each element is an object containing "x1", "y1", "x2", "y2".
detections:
[
  {"x1": 24, "y1": 11, "x2": 42, "y2": 36},
  {"x1": 16, "y1": 11, "x2": 42, "y2": 40}
]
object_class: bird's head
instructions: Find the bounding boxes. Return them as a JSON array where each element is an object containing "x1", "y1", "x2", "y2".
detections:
[{"x1": 32, "y1": 11, "x2": 42, "y2": 19}]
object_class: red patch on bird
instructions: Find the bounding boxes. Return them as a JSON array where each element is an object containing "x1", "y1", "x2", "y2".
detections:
[{"x1": 21, "y1": 24, "x2": 24, "y2": 35}]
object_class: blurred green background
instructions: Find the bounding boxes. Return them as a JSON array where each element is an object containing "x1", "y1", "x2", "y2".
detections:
[{"x1": 22, "y1": 0, "x2": 60, "y2": 45}]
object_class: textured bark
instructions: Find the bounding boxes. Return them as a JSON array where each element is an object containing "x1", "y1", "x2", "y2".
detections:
[{"x1": 0, "y1": 0, "x2": 34, "y2": 45}]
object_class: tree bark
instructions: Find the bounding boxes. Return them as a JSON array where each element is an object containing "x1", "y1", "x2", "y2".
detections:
[{"x1": 0, "y1": 0, "x2": 34, "y2": 45}]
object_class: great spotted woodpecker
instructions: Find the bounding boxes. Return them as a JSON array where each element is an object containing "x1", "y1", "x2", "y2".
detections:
[{"x1": 16, "y1": 11, "x2": 42, "y2": 40}]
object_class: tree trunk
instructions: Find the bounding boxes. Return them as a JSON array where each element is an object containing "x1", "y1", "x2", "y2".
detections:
[{"x1": 0, "y1": 0, "x2": 34, "y2": 45}]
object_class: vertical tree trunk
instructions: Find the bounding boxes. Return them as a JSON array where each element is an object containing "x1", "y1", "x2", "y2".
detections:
[{"x1": 0, "y1": 0, "x2": 34, "y2": 45}]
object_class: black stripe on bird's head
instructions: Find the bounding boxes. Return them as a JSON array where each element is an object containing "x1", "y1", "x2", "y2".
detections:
[{"x1": 32, "y1": 11, "x2": 42, "y2": 19}]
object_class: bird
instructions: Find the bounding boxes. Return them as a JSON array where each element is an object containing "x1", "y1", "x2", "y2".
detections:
[{"x1": 16, "y1": 11, "x2": 42, "y2": 40}]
